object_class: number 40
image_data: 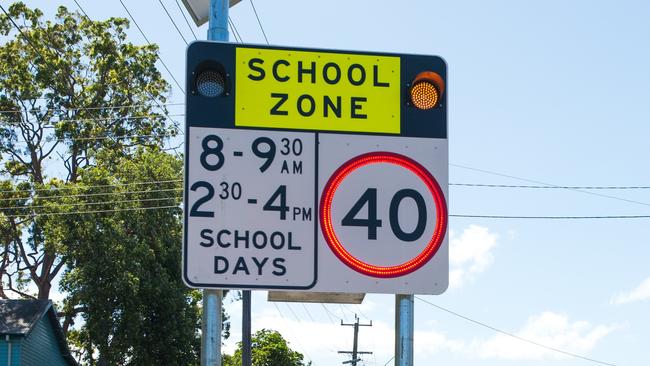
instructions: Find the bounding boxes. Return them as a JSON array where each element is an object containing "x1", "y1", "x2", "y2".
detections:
[{"x1": 341, "y1": 188, "x2": 428, "y2": 242}]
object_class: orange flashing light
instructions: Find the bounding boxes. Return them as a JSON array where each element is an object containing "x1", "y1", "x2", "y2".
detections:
[{"x1": 409, "y1": 71, "x2": 445, "y2": 110}]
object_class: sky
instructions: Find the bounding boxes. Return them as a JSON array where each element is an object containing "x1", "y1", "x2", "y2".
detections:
[{"x1": 16, "y1": 0, "x2": 650, "y2": 365}]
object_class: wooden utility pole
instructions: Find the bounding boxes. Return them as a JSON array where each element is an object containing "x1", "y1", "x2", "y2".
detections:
[{"x1": 338, "y1": 314, "x2": 373, "y2": 365}]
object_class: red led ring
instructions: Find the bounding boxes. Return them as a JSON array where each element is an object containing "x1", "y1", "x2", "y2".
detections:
[{"x1": 319, "y1": 152, "x2": 447, "y2": 278}]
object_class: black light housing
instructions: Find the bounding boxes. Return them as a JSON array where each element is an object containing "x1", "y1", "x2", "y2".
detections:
[{"x1": 194, "y1": 61, "x2": 228, "y2": 98}]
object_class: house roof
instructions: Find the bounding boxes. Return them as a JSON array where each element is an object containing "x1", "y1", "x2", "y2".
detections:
[
  {"x1": 0, "y1": 299, "x2": 51, "y2": 335},
  {"x1": 0, "y1": 299, "x2": 78, "y2": 366}
]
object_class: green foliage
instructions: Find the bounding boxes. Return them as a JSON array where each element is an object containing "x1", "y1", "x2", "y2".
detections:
[
  {"x1": 0, "y1": 0, "x2": 175, "y2": 300},
  {"x1": 0, "y1": 2, "x2": 216, "y2": 365},
  {"x1": 224, "y1": 329, "x2": 310, "y2": 366},
  {"x1": 55, "y1": 149, "x2": 200, "y2": 365}
]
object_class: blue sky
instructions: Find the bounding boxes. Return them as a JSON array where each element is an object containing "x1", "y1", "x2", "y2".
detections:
[{"x1": 21, "y1": 0, "x2": 650, "y2": 365}]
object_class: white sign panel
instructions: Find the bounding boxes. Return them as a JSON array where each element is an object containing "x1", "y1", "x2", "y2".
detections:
[
  {"x1": 184, "y1": 128, "x2": 448, "y2": 294},
  {"x1": 314, "y1": 134, "x2": 448, "y2": 294},
  {"x1": 184, "y1": 42, "x2": 448, "y2": 294},
  {"x1": 184, "y1": 127, "x2": 317, "y2": 289}
]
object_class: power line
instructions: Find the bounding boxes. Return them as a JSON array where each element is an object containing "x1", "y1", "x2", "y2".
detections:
[
  {"x1": 72, "y1": 0, "x2": 183, "y2": 131},
  {"x1": 0, "y1": 195, "x2": 179, "y2": 212},
  {"x1": 116, "y1": 0, "x2": 186, "y2": 94},
  {"x1": 11, "y1": 132, "x2": 177, "y2": 146},
  {"x1": 1, "y1": 113, "x2": 184, "y2": 127},
  {"x1": 272, "y1": 303, "x2": 313, "y2": 365},
  {"x1": 339, "y1": 304, "x2": 351, "y2": 323},
  {"x1": 450, "y1": 182, "x2": 650, "y2": 190},
  {"x1": 2, "y1": 176, "x2": 648, "y2": 221},
  {"x1": 0, "y1": 187, "x2": 181, "y2": 203},
  {"x1": 2, "y1": 190, "x2": 646, "y2": 219},
  {"x1": 321, "y1": 304, "x2": 337, "y2": 324},
  {"x1": 414, "y1": 296, "x2": 617, "y2": 366},
  {"x1": 0, "y1": 102, "x2": 184, "y2": 115},
  {"x1": 451, "y1": 163, "x2": 650, "y2": 208},
  {"x1": 1, "y1": 204, "x2": 180, "y2": 218},
  {"x1": 174, "y1": 0, "x2": 197, "y2": 40},
  {"x1": 231, "y1": 17, "x2": 244, "y2": 43},
  {"x1": 227, "y1": 19, "x2": 240, "y2": 43},
  {"x1": 228, "y1": 17, "x2": 243, "y2": 43},
  {"x1": 285, "y1": 303, "x2": 303, "y2": 324},
  {"x1": 0, "y1": 3, "x2": 79, "y2": 88},
  {"x1": 0, "y1": 4, "x2": 157, "y2": 137},
  {"x1": 451, "y1": 214, "x2": 650, "y2": 220},
  {"x1": 249, "y1": 0, "x2": 269, "y2": 45},
  {"x1": 0, "y1": 5, "x2": 53, "y2": 63},
  {"x1": 353, "y1": 304, "x2": 371, "y2": 323},
  {"x1": 0, "y1": 179, "x2": 181, "y2": 195},
  {"x1": 301, "y1": 303, "x2": 315, "y2": 322},
  {"x1": 157, "y1": 0, "x2": 189, "y2": 45}
]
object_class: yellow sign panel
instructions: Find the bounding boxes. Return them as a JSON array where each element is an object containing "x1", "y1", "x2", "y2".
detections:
[{"x1": 235, "y1": 48, "x2": 401, "y2": 134}]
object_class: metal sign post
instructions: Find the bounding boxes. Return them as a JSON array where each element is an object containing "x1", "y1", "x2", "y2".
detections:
[
  {"x1": 202, "y1": 1, "x2": 228, "y2": 365},
  {"x1": 395, "y1": 295, "x2": 414, "y2": 366}
]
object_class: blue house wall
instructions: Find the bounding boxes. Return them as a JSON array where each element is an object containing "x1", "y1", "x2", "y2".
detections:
[
  {"x1": 21, "y1": 315, "x2": 69, "y2": 366},
  {"x1": 0, "y1": 336, "x2": 22, "y2": 366},
  {"x1": 0, "y1": 317, "x2": 69, "y2": 366}
]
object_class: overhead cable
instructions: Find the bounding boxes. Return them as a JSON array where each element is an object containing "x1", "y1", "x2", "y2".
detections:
[
  {"x1": 0, "y1": 179, "x2": 181, "y2": 194},
  {"x1": 0, "y1": 196, "x2": 179, "y2": 212},
  {"x1": 0, "y1": 187, "x2": 181, "y2": 202},
  {"x1": 116, "y1": 0, "x2": 186, "y2": 94},
  {"x1": 0, "y1": 102, "x2": 184, "y2": 115},
  {"x1": 415, "y1": 296, "x2": 617, "y2": 366},
  {"x1": 249, "y1": 0, "x2": 269, "y2": 44},
  {"x1": 228, "y1": 17, "x2": 243, "y2": 43},
  {"x1": 174, "y1": 0, "x2": 198, "y2": 40},
  {"x1": 452, "y1": 163, "x2": 650, "y2": 207},
  {"x1": 451, "y1": 182, "x2": 650, "y2": 190},
  {"x1": 451, "y1": 214, "x2": 650, "y2": 220},
  {"x1": 157, "y1": 0, "x2": 189, "y2": 45},
  {"x1": 71, "y1": 0, "x2": 183, "y2": 128},
  {"x1": 1, "y1": 204, "x2": 180, "y2": 218}
]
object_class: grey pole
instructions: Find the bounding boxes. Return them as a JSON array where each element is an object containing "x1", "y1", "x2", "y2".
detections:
[
  {"x1": 242, "y1": 290, "x2": 252, "y2": 366},
  {"x1": 395, "y1": 295, "x2": 414, "y2": 366},
  {"x1": 202, "y1": 290, "x2": 223, "y2": 365},
  {"x1": 202, "y1": 1, "x2": 229, "y2": 365}
]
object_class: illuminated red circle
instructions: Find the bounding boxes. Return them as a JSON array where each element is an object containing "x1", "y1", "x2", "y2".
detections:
[{"x1": 319, "y1": 152, "x2": 448, "y2": 278}]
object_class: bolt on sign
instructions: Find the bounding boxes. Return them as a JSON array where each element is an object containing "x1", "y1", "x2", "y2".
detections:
[{"x1": 184, "y1": 42, "x2": 448, "y2": 295}]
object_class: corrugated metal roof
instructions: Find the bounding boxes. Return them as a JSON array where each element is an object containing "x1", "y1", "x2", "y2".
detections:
[{"x1": 0, "y1": 299, "x2": 51, "y2": 335}]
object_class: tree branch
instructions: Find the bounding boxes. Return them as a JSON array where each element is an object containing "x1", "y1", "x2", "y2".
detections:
[
  {"x1": 10, "y1": 218, "x2": 38, "y2": 282},
  {"x1": 5, "y1": 274, "x2": 37, "y2": 300},
  {"x1": 48, "y1": 258, "x2": 66, "y2": 282}
]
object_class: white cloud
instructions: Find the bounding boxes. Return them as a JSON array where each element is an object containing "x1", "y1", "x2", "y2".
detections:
[
  {"x1": 611, "y1": 277, "x2": 650, "y2": 305},
  {"x1": 415, "y1": 326, "x2": 465, "y2": 355},
  {"x1": 229, "y1": 301, "x2": 615, "y2": 365},
  {"x1": 474, "y1": 311, "x2": 617, "y2": 361},
  {"x1": 449, "y1": 225, "x2": 498, "y2": 288}
]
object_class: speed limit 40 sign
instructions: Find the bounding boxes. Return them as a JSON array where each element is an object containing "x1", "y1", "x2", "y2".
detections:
[{"x1": 184, "y1": 42, "x2": 448, "y2": 294}]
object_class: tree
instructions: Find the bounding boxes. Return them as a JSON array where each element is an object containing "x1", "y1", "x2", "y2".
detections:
[
  {"x1": 0, "y1": 1, "x2": 174, "y2": 300},
  {"x1": 55, "y1": 149, "x2": 201, "y2": 365},
  {"x1": 224, "y1": 329, "x2": 310, "y2": 366},
  {"x1": 0, "y1": 2, "x2": 215, "y2": 364}
]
